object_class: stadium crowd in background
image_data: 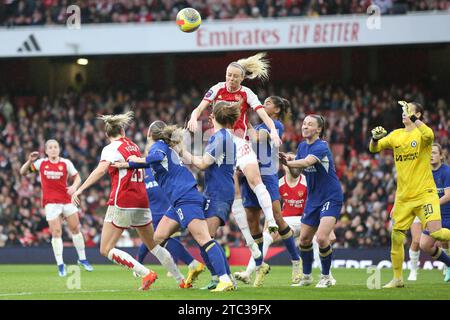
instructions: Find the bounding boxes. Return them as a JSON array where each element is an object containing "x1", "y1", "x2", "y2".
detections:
[
  {"x1": 0, "y1": 0, "x2": 449, "y2": 27},
  {"x1": 0, "y1": 83, "x2": 448, "y2": 250}
]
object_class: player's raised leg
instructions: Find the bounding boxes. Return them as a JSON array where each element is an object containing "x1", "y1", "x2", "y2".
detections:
[
  {"x1": 232, "y1": 174, "x2": 261, "y2": 259},
  {"x1": 137, "y1": 217, "x2": 187, "y2": 288},
  {"x1": 100, "y1": 220, "x2": 157, "y2": 290},
  {"x1": 442, "y1": 242, "x2": 450, "y2": 282},
  {"x1": 242, "y1": 163, "x2": 278, "y2": 233},
  {"x1": 420, "y1": 222, "x2": 450, "y2": 277},
  {"x1": 66, "y1": 210, "x2": 93, "y2": 272}
]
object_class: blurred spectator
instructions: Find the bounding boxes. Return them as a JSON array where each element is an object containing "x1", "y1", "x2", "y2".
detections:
[{"x1": 1, "y1": 0, "x2": 448, "y2": 26}]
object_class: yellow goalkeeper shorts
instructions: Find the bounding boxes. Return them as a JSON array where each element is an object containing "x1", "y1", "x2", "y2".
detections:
[{"x1": 391, "y1": 194, "x2": 441, "y2": 231}]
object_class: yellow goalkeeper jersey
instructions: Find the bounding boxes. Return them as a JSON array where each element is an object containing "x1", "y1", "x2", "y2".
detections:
[{"x1": 369, "y1": 124, "x2": 437, "y2": 202}]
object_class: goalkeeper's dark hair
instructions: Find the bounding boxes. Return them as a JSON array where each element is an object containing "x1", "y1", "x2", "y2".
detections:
[
  {"x1": 310, "y1": 114, "x2": 326, "y2": 139},
  {"x1": 410, "y1": 102, "x2": 424, "y2": 120},
  {"x1": 268, "y1": 96, "x2": 291, "y2": 122},
  {"x1": 147, "y1": 120, "x2": 183, "y2": 148}
]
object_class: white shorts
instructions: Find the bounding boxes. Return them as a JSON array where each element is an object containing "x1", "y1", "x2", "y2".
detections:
[
  {"x1": 283, "y1": 216, "x2": 302, "y2": 237},
  {"x1": 45, "y1": 203, "x2": 78, "y2": 221},
  {"x1": 413, "y1": 216, "x2": 421, "y2": 224},
  {"x1": 233, "y1": 135, "x2": 258, "y2": 170},
  {"x1": 104, "y1": 206, "x2": 152, "y2": 229}
]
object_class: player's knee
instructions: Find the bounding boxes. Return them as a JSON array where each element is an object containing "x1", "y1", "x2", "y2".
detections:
[
  {"x1": 51, "y1": 228, "x2": 62, "y2": 238},
  {"x1": 315, "y1": 234, "x2": 329, "y2": 248},
  {"x1": 411, "y1": 239, "x2": 420, "y2": 251},
  {"x1": 391, "y1": 229, "x2": 406, "y2": 245},
  {"x1": 299, "y1": 234, "x2": 312, "y2": 246},
  {"x1": 247, "y1": 176, "x2": 262, "y2": 190},
  {"x1": 69, "y1": 226, "x2": 80, "y2": 235}
]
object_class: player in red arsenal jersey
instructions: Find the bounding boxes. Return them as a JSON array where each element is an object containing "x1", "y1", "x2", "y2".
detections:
[
  {"x1": 71, "y1": 111, "x2": 186, "y2": 290},
  {"x1": 187, "y1": 52, "x2": 282, "y2": 260},
  {"x1": 20, "y1": 139, "x2": 93, "y2": 277}
]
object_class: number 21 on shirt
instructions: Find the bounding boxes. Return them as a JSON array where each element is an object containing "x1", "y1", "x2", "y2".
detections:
[{"x1": 131, "y1": 168, "x2": 145, "y2": 182}]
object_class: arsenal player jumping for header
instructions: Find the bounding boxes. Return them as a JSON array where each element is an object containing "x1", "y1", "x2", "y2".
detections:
[
  {"x1": 20, "y1": 139, "x2": 93, "y2": 277},
  {"x1": 187, "y1": 52, "x2": 282, "y2": 261}
]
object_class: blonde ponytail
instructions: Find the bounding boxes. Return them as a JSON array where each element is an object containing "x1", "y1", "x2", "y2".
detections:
[
  {"x1": 98, "y1": 111, "x2": 134, "y2": 137},
  {"x1": 233, "y1": 52, "x2": 270, "y2": 81}
]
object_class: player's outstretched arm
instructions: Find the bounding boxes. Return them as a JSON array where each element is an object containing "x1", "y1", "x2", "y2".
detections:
[
  {"x1": 285, "y1": 155, "x2": 318, "y2": 169},
  {"x1": 369, "y1": 126, "x2": 387, "y2": 153},
  {"x1": 187, "y1": 100, "x2": 210, "y2": 132},
  {"x1": 19, "y1": 151, "x2": 39, "y2": 176},
  {"x1": 177, "y1": 144, "x2": 214, "y2": 171},
  {"x1": 72, "y1": 161, "x2": 109, "y2": 206},
  {"x1": 255, "y1": 108, "x2": 282, "y2": 147}
]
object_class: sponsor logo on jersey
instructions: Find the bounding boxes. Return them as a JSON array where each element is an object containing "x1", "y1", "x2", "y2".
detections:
[
  {"x1": 304, "y1": 166, "x2": 317, "y2": 173},
  {"x1": 125, "y1": 145, "x2": 139, "y2": 153},
  {"x1": 43, "y1": 170, "x2": 64, "y2": 179},
  {"x1": 395, "y1": 152, "x2": 418, "y2": 162}
]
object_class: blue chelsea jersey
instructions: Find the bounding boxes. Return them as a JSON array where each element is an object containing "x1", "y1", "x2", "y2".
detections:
[
  {"x1": 204, "y1": 128, "x2": 236, "y2": 202},
  {"x1": 254, "y1": 120, "x2": 284, "y2": 176},
  {"x1": 143, "y1": 169, "x2": 171, "y2": 216},
  {"x1": 433, "y1": 164, "x2": 450, "y2": 221},
  {"x1": 146, "y1": 140, "x2": 198, "y2": 204},
  {"x1": 296, "y1": 139, "x2": 343, "y2": 208}
]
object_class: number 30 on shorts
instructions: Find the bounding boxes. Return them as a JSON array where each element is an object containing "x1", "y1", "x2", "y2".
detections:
[{"x1": 423, "y1": 203, "x2": 433, "y2": 217}]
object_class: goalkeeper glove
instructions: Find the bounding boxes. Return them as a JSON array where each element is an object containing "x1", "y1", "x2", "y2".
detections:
[
  {"x1": 371, "y1": 126, "x2": 387, "y2": 141},
  {"x1": 398, "y1": 100, "x2": 418, "y2": 122}
]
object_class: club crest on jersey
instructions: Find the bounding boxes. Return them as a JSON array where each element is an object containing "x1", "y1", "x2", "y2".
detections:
[
  {"x1": 58, "y1": 165, "x2": 63, "y2": 170},
  {"x1": 411, "y1": 140, "x2": 417, "y2": 148},
  {"x1": 235, "y1": 94, "x2": 242, "y2": 101},
  {"x1": 45, "y1": 165, "x2": 49, "y2": 169},
  {"x1": 298, "y1": 191, "x2": 304, "y2": 198}
]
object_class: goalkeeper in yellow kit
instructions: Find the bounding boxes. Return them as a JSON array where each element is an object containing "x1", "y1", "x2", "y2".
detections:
[{"x1": 369, "y1": 101, "x2": 450, "y2": 288}]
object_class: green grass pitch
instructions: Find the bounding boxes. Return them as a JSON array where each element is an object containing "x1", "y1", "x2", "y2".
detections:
[{"x1": 0, "y1": 265, "x2": 448, "y2": 300}]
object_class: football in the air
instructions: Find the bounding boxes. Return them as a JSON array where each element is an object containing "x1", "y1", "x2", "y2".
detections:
[{"x1": 176, "y1": 8, "x2": 202, "y2": 33}]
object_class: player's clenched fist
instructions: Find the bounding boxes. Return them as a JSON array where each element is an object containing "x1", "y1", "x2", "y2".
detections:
[{"x1": 371, "y1": 126, "x2": 387, "y2": 141}]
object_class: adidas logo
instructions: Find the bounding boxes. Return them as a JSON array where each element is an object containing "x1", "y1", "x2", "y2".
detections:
[{"x1": 17, "y1": 34, "x2": 41, "y2": 53}]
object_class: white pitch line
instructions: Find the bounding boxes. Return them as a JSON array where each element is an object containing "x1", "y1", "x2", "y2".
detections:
[{"x1": 0, "y1": 289, "x2": 136, "y2": 297}]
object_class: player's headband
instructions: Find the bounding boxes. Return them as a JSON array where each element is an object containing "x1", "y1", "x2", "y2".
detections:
[{"x1": 229, "y1": 62, "x2": 246, "y2": 76}]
